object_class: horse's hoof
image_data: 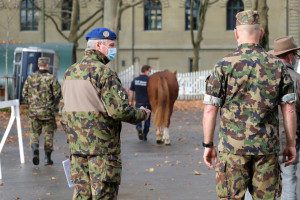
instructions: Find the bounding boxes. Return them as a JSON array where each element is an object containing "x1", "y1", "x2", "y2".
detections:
[
  {"x1": 165, "y1": 143, "x2": 171, "y2": 146},
  {"x1": 156, "y1": 140, "x2": 163, "y2": 144}
]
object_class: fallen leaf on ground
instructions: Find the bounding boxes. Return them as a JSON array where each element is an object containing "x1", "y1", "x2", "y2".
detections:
[
  {"x1": 194, "y1": 170, "x2": 201, "y2": 175},
  {"x1": 146, "y1": 168, "x2": 155, "y2": 173}
]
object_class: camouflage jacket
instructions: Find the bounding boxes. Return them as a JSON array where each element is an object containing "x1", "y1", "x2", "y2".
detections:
[
  {"x1": 61, "y1": 50, "x2": 147, "y2": 156},
  {"x1": 204, "y1": 43, "x2": 295, "y2": 155},
  {"x1": 22, "y1": 70, "x2": 61, "y2": 120}
]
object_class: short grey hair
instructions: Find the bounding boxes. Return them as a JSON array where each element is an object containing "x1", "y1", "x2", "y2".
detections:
[
  {"x1": 86, "y1": 39, "x2": 111, "y2": 50},
  {"x1": 86, "y1": 39, "x2": 100, "y2": 50}
]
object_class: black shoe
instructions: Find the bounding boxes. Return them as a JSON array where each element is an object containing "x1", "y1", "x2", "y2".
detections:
[
  {"x1": 31, "y1": 144, "x2": 39, "y2": 165},
  {"x1": 137, "y1": 130, "x2": 143, "y2": 140},
  {"x1": 143, "y1": 133, "x2": 147, "y2": 141},
  {"x1": 156, "y1": 140, "x2": 163, "y2": 144},
  {"x1": 45, "y1": 151, "x2": 53, "y2": 166}
]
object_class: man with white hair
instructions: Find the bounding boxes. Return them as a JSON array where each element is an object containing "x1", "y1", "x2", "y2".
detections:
[
  {"x1": 61, "y1": 27, "x2": 151, "y2": 199},
  {"x1": 202, "y1": 10, "x2": 297, "y2": 199}
]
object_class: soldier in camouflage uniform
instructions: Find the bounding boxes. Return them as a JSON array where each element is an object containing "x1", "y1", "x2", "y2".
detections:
[
  {"x1": 61, "y1": 27, "x2": 151, "y2": 200},
  {"x1": 22, "y1": 57, "x2": 61, "y2": 166},
  {"x1": 202, "y1": 10, "x2": 297, "y2": 199}
]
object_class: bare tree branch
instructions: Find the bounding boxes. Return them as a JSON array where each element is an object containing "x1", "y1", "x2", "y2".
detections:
[
  {"x1": 120, "y1": 0, "x2": 143, "y2": 12},
  {"x1": 190, "y1": 0, "x2": 195, "y2": 47},
  {"x1": 45, "y1": 13, "x2": 68, "y2": 40},
  {"x1": 29, "y1": 0, "x2": 68, "y2": 40},
  {"x1": 77, "y1": 15, "x2": 103, "y2": 40},
  {"x1": 79, "y1": 7, "x2": 103, "y2": 28},
  {"x1": 208, "y1": 0, "x2": 219, "y2": 6}
]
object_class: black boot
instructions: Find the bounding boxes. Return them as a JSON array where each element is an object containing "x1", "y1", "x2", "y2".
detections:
[
  {"x1": 137, "y1": 129, "x2": 143, "y2": 140},
  {"x1": 45, "y1": 151, "x2": 53, "y2": 166},
  {"x1": 143, "y1": 132, "x2": 148, "y2": 141},
  {"x1": 31, "y1": 144, "x2": 39, "y2": 165}
]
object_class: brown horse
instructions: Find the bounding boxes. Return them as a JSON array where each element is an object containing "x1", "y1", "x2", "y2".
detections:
[{"x1": 147, "y1": 70, "x2": 179, "y2": 145}]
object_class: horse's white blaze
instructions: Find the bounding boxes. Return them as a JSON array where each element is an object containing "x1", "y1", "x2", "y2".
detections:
[{"x1": 163, "y1": 127, "x2": 170, "y2": 144}]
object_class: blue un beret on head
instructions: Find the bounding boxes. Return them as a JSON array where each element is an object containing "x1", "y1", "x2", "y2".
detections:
[{"x1": 85, "y1": 27, "x2": 117, "y2": 41}]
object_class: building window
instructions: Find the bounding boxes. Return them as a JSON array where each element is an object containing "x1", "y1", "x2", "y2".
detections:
[
  {"x1": 20, "y1": 0, "x2": 38, "y2": 31},
  {"x1": 185, "y1": 0, "x2": 201, "y2": 30},
  {"x1": 144, "y1": 0, "x2": 162, "y2": 30},
  {"x1": 226, "y1": 0, "x2": 244, "y2": 30},
  {"x1": 121, "y1": 60, "x2": 126, "y2": 67},
  {"x1": 61, "y1": 0, "x2": 79, "y2": 31}
]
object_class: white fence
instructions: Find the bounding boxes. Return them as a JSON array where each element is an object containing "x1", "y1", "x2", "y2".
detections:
[{"x1": 118, "y1": 66, "x2": 211, "y2": 100}]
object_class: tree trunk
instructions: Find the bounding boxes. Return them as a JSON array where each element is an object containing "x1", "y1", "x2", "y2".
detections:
[
  {"x1": 69, "y1": 0, "x2": 80, "y2": 62},
  {"x1": 104, "y1": 0, "x2": 118, "y2": 31},
  {"x1": 192, "y1": 45, "x2": 200, "y2": 72},
  {"x1": 190, "y1": 0, "x2": 210, "y2": 72},
  {"x1": 256, "y1": 0, "x2": 269, "y2": 50},
  {"x1": 103, "y1": 0, "x2": 118, "y2": 71}
]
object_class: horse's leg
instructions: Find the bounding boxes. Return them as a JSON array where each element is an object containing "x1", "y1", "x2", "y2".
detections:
[
  {"x1": 163, "y1": 127, "x2": 170, "y2": 145},
  {"x1": 156, "y1": 127, "x2": 163, "y2": 144}
]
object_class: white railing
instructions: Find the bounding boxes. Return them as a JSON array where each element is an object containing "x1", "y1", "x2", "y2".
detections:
[
  {"x1": 118, "y1": 66, "x2": 211, "y2": 100},
  {"x1": 0, "y1": 100, "x2": 25, "y2": 181}
]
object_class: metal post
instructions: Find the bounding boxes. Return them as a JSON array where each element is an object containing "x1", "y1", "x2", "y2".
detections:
[
  {"x1": 15, "y1": 104, "x2": 25, "y2": 163},
  {"x1": 5, "y1": 30, "x2": 9, "y2": 101}
]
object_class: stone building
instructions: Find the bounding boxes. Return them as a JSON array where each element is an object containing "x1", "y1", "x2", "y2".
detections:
[{"x1": 0, "y1": 0, "x2": 299, "y2": 73}]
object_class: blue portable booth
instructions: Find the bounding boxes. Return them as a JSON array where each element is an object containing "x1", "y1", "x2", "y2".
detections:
[{"x1": 13, "y1": 47, "x2": 59, "y2": 100}]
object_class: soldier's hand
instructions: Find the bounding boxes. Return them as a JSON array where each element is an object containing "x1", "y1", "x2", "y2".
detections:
[
  {"x1": 140, "y1": 106, "x2": 151, "y2": 120},
  {"x1": 282, "y1": 146, "x2": 296, "y2": 167},
  {"x1": 203, "y1": 147, "x2": 217, "y2": 169}
]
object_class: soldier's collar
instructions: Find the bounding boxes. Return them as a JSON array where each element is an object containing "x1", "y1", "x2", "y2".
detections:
[
  {"x1": 238, "y1": 43, "x2": 261, "y2": 48},
  {"x1": 84, "y1": 50, "x2": 110, "y2": 65},
  {"x1": 38, "y1": 69, "x2": 49, "y2": 73}
]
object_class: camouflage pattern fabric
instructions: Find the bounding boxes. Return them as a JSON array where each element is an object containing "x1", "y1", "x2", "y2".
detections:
[
  {"x1": 205, "y1": 43, "x2": 295, "y2": 155},
  {"x1": 30, "y1": 117, "x2": 57, "y2": 152},
  {"x1": 22, "y1": 70, "x2": 61, "y2": 120},
  {"x1": 61, "y1": 50, "x2": 147, "y2": 199},
  {"x1": 71, "y1": 155, "x2": 120, "y2": 200},
  {"x1": 216, "y1": 152, "x2": 281, "y2": 200},
  {"x1": 236, "y1": 10, "x2": 260, "y2": 26},
  {"x1": 61, "y1": 50, "x2": 147, "y2": 156}
]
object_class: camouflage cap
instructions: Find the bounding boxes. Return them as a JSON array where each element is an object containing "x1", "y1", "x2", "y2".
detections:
[
  {"x1": 38, "y1": 57, "x2": 50, "y2": 69},
  {"x1": 236, "y1": 10, "x2": 260, "y2": 26},
  {"x1": 38, "y1": 57, "x2": 50, "y2": 66}
]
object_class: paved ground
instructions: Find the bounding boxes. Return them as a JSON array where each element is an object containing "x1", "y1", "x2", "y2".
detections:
[{"x1": 0, "y1": 108, "x2": 299, "y2": 200}]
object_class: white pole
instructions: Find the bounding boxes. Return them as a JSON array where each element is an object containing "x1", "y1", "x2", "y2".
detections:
[
  {"x1": 15, "y1": 104, "x2": 25, "y2": 163},
  {"x1": 0, "y1": 108, "x2": 15, "y2": 153},
  {"x1": 0, "y1": 158, "x2": 2, "y2": 180}
]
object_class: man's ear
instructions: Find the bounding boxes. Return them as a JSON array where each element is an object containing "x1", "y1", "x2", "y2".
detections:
[
  {"x1": 234, "y1": 28, "x2": 239, "y2": 40},
  {"x1": 259, "y1": 27, "x2": 265, "y2": 41}
]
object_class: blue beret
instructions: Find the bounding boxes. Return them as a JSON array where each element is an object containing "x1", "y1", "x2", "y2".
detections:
[{"x1": 85, "y1": 27, "x2": 117, "y2": 41}]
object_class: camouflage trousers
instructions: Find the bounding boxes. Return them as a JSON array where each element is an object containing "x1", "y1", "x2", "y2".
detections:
[
  {"x1": 70, "y1": 154, "x2": 121, "y2": 200},
  {"x1": 30, "y1": 117, "x2": 57, "y2": 152},
  {"x1": 215, "y1": 152, "x2": 281, "y2": 200}
]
